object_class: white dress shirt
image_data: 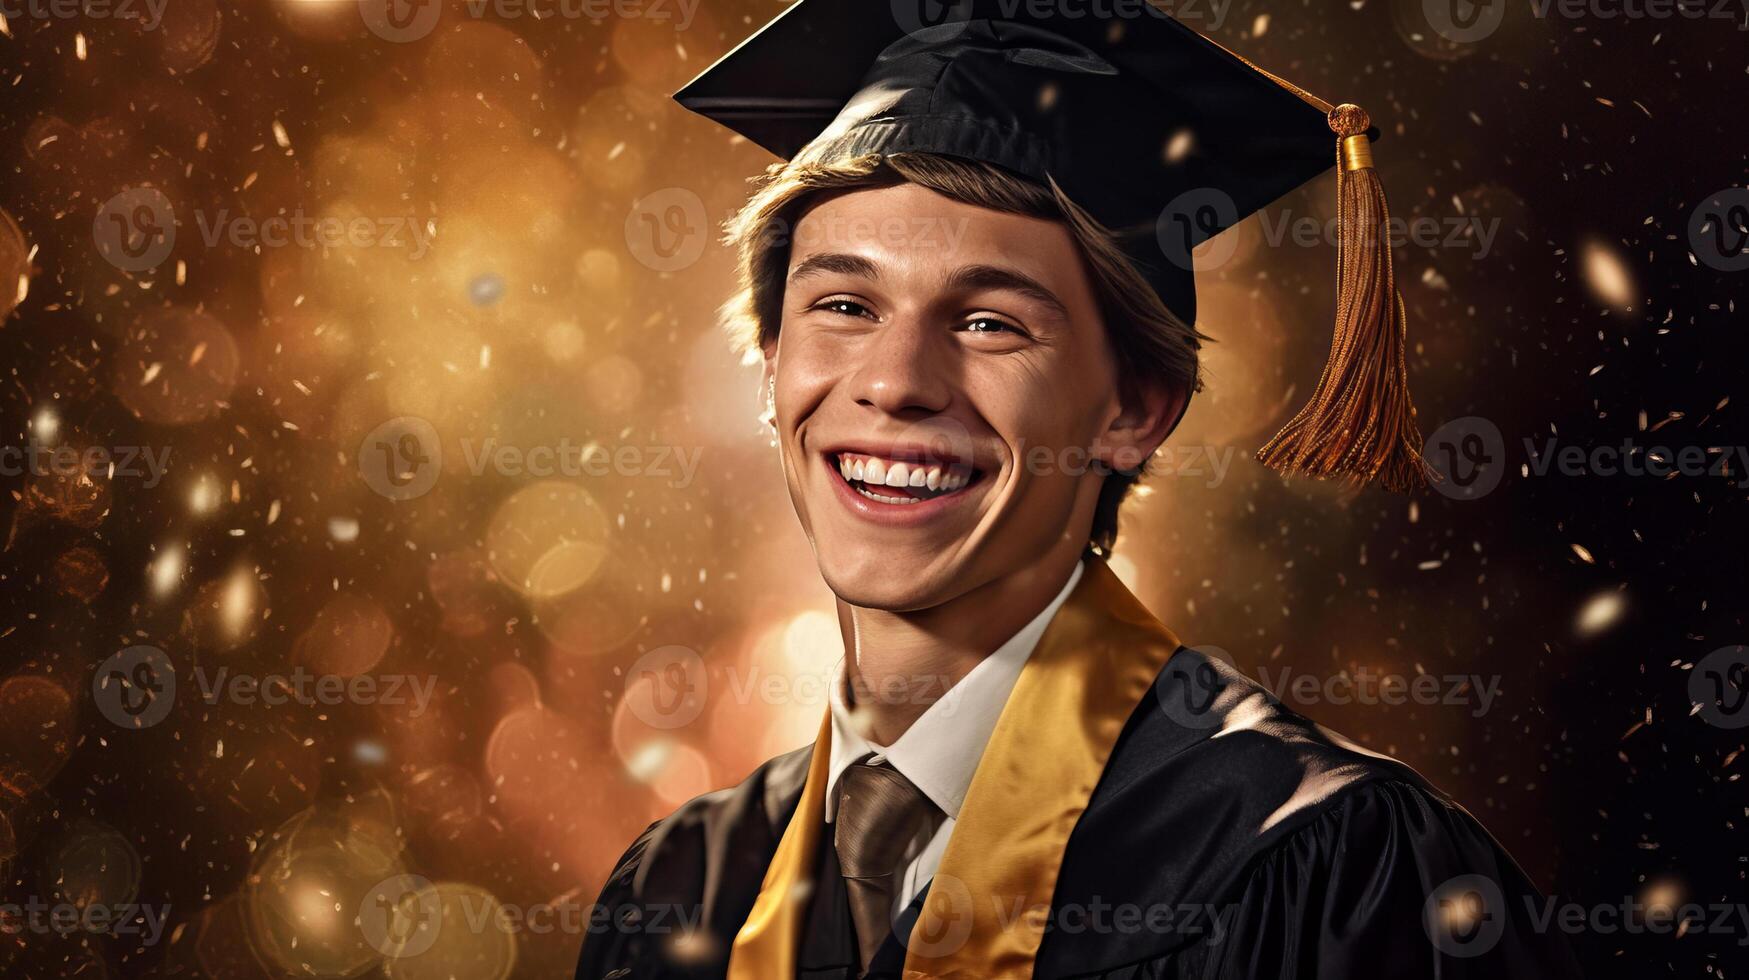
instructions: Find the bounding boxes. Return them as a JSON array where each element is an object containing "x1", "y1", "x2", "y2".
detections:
[{"x1": 824, "y1": 561, "x2": 1085, "y2": 914}]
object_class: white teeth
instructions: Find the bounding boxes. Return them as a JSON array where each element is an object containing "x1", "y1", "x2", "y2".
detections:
[
  {"x1": 833, "y1": 453, "x2": 974, "y2": 498},
  {"x1": 855, "y1": 486, "x2": 922, "y2": 505}
]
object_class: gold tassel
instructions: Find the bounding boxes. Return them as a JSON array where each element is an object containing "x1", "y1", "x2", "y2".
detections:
[{"x1": 1255, "y1": 104, "x2": 1432, "y2": 492}]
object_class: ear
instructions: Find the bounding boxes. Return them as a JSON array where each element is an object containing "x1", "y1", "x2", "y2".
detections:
[
  {"x1": 757, "y1": 341, "x2": 779, "y2": 428},
  {"x1": 1093, "y1": 378, "x2": 1188, "y2": 475}
]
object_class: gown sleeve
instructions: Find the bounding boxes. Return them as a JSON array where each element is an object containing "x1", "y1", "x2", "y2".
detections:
[
  {"x1": 574, "y1": 821, "x2": 661, "y2": 980},
  {"x1": 1192, "y1": 779, "x2": 1582, "y2": 980}
]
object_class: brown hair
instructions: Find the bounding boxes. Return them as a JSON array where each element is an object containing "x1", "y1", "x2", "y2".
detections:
[{"x1": 722, "y1": 152, "x2": 1202, "y2": 553}]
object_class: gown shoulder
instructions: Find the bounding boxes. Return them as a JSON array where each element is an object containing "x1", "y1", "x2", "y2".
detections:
[
  {"x1": 1038, "y1": 648, "x2": 1582, "y2": 979},
  {"x1": 574, "y1": 744, "x2": 811, "y2": 979}
]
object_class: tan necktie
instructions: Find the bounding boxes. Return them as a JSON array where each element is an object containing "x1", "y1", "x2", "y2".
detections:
[{"x1": 833, "y1": 757, "x2": 940, "y2": 976}]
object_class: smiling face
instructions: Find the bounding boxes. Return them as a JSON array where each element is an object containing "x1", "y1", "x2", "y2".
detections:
[{"x1": 765, "y1": 182, "x2": 1171, "y2": 611}]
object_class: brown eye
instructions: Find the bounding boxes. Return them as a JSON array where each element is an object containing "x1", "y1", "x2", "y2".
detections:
[
  {"x1": 961, "y1": 316, "x2": 1019, "y2": 334},
  {"x1": 816, "y1": 299, "x2": 871, "y2": 318}
]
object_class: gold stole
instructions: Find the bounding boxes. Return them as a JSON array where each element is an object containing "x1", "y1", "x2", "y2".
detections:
[{"x1": 727, "y1": 560, "x2": 1180, "y2": 978}]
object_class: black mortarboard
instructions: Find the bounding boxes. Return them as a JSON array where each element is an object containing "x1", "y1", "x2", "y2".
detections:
[{"x1": 676, "y1": 0, "x2": 1430, "y2": 491}]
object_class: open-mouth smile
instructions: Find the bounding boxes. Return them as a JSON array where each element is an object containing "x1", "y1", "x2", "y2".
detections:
[{"x1": 826, "y1": 451, "x2": 983, "y2": 508}]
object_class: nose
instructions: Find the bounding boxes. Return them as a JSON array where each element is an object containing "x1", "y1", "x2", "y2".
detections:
[{"x1": 844, "y1": 313, "x2": 953, "y2": 417}]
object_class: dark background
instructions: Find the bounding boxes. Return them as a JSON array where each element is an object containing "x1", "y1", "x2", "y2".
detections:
[{"x1": 0, "y1": 0, "x2": 1744, "y2": 977}]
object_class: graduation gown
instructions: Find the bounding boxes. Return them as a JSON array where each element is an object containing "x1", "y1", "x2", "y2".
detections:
[{"x1": 577, "y1": 562, "x2": 1581, "y2": 979}]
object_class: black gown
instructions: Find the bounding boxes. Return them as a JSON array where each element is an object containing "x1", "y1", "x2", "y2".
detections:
[{"x1": 576, "y1": 649, "x2": 1582, "y2": 979}]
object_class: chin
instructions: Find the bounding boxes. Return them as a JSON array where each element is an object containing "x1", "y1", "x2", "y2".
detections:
[{"x1": 811, "y1": 544, "x2": 978, "y2": 612}]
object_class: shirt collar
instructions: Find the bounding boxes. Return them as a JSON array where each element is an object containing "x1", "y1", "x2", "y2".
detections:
[{"x1": 824, "y1": 561, "x2": 1085, "y2": 823}]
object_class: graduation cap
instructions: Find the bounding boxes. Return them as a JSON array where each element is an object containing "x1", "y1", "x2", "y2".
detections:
[{"x1": 675, "y1": 0, "x2": 1429, "y2": 491}]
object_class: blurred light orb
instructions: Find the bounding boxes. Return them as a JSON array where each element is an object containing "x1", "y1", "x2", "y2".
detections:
[
  {"x1": 468, "y1": 273, "x2": 506, "y2": 307},
  {"x1": 575, "y1": 248, "x2": 622, "y2": 298},
  {"x1": 188, "y1": 471, "x2": 224, "y2": 515},
  {"x1": 22, "y1": 442, "x2": 112, "y2": 529},
  {"x1": 1576, "y1": 589, "x2": 1627, "y2": 637},
  {"x1": 1580, "y1": 238, "x2": 1637, "y2": 312},
  {"x1": 535, "y1": 564, "x2": 651, "y2": 659},
  {"x1": 187, "y1": 565, "x2": 267, "y2": 651},
  {"x1": 353, "y1": 739, "x2": 389, "y2": 767},
  {"x1": 195, "y1": 894, "x2": 263, "y2": 980},
  {"x1": 484, "y1": 705, "x2": 603, "y2": 823},
  {"x1": 584, "y1": 354, "x2": 644, "y2": 415},
  {"x1": 270, "y1": 0, "x2": 367, "y2": 41},
  {"x1": 486, "y1": 662, "x2": 542, "y2": 716},
  {"x1": 381, "y1": 882, "x2": 517, "y2": 980},
  {"x1": 28, "y1": 404, "x2": 57, "y2": 444},
  {"x1": 649, "y1": 743, "x2": 713, "y2": 808},
  {"x1": 401, "y1": 764, "x2": 485, "y2": 846},
  {"x1": 0, "y1": 675, "x2": 76, "y2": 796},
  {"x1": 1639, "y1": 877, "x2": 1684, "y2": 917},
  {"x1": 157, "y1": 0, "x2": 223, "y2": 74},
  {"x1": 485, "y1": 481, "x2": 611, "y2": 599},
  {"x1": 622, "y1": 737, "x2": 675, "y2": 784},
  {"x1": 296, "y1": 594, "x2": 394, "y2": 678},
  {"x1": 43, "y1": 819, "x2": 141, "y2": 911},
  {"x1": 781, "y1": 611, "x2": 841, "y2": 673},
  {"x1": 1389, "y1": 0, "x2": 1487, "y2": 61},
  {"x1": 428, "y1": 549, "x2": 501, "y2": 637},
  {"x1": 149, "y1": 539, "x2": 187, "y2": 599},
  {"x1": 543, "y1": 320, "x2": 586, "y2": 364},
  {"x1": 246, "y1": 805, "x2": 409, "y2": 978},
  {"x1": 0, "y1": 206, "x2": 28, "y2": 319},
  {"x1": 113, "y1": 308, "x2": 240, "y2": 425},
  {"x1": 52, "y1": 544, "x2": 109, "y2": 601},
  {"x1": 424, "y1": 21, "x2": 547, "y2": 117}
]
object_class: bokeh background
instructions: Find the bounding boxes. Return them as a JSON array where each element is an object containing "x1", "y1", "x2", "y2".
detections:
[{"x1": 0, "y1": 0, "x2": 1744, "y2": 977}]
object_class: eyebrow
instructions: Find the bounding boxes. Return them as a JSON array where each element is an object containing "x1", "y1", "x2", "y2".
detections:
[
  {"x1": 944, "y1": 264, "x2": 1070, "y2": 321},
  {"x1": 788, "y1": 252, "x2": 880, "y2": 284},
  {"x1": 789, "y1": 255, "x2": 1071, "y2": 321}
]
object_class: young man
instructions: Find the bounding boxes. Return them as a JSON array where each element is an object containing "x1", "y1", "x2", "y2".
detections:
[{"x1": 579, "y1": 1, "x2": 1580, "y2": 977}]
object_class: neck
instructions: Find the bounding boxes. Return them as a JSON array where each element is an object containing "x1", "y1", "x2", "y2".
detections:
[{"x1": 837, "y1": 547, "x2": 1084, "y2": 746}]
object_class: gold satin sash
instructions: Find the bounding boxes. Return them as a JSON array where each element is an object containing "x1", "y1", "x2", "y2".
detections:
[
  {"x1": 725, "y1": 710, "x2": 833, "y2": 980},
  {"x1": 727, "y1": 561, "x2": 1180, "y2": 978}
]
